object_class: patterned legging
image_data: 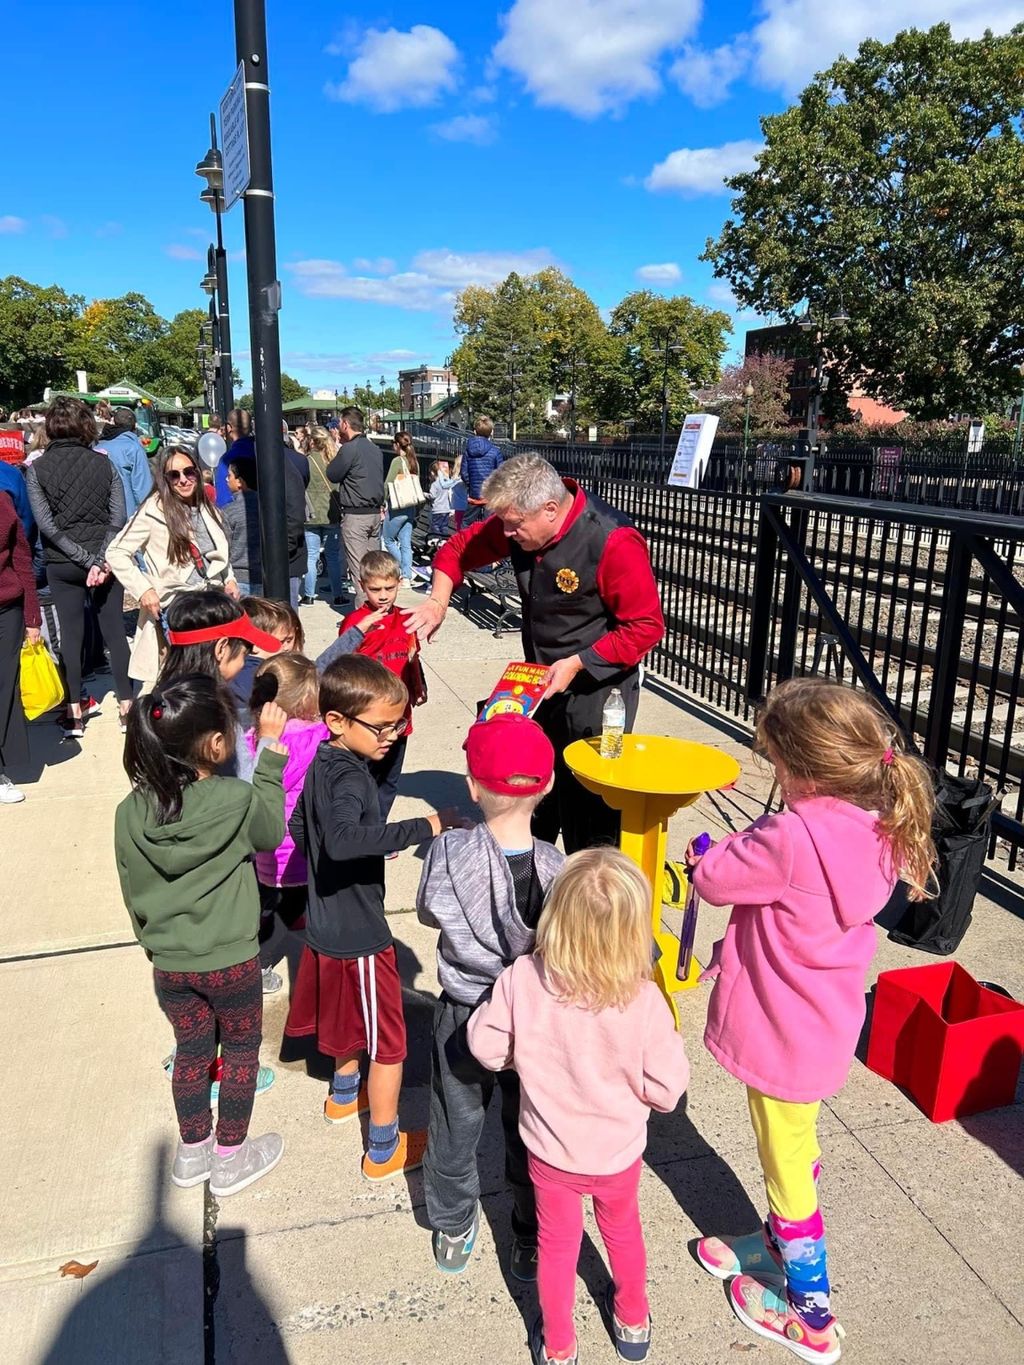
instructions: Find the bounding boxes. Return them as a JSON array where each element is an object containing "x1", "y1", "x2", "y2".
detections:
[{"x1": 154, "y1": 957, "x2": 263, "y2": 1146}]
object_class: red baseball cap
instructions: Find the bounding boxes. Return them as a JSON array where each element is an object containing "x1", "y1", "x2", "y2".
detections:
[
  {"x1": 464, "y1": 713, "x2": 554, "y2": 796},
  {"x1": 165, "y1": 615, "x2": 282, "y2": 654}
]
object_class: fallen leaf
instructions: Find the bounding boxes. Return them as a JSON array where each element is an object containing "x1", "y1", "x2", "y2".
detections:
[{"x1": 59, "y1": 1260, "x2": 98, "y2": 1279}]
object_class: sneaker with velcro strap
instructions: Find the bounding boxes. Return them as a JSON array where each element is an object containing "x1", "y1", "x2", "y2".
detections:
[{"x1": 432, "y1": 1205, "x2": 479, "y2": 1274}]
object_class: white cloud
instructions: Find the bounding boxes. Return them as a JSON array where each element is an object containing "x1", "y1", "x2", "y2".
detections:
[
  {"x1": 470, "y1": 84, "x2": 498, "y2": 105},
  {"x1": 0, "y1": 215, "x2": 27, "y2": 234},
  {"x1": 431, "y1": 114, "x2": 496, "y2": 145},
  {"x1": 679, "y1": 2, "x2": 1024, "y2": 105},
  {"x1": 645, "y1": 140, "x2": 763, "y2": 195},
  {"x1": 670, "y1": 39, "x2": 752, "y2": 108},
  {"x1": 636, "y1": 262, "x2": 682, "y2": 284},
  {"x1": 352, "y1": 257, "x2": 397, "y2": 274},
  {"x1": 324, "y1": 25, "x2": 459, "y2": 112},
  {"x1": 165, "y1": 243, "x2": 203, "y2": 261},
  {"x1": 492, "y1": 0, "x2": 701, "y2": 117},
  {"x1": 288, "y1": 247, "x2": 560, "y2": 312}
]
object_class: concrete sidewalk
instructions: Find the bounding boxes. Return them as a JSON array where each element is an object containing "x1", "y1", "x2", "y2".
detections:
[{"x1": 1, "y1": 590, "x2": 1021, "y2": 1364}]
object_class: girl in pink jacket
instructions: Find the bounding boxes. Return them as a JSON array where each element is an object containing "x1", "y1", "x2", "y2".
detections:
[
  {"x1": 691, "y1": 679, "x2": 936, "y2": 1364},
  {"x1": 246, "y1": 654, "x2": 328, "y2": 992},
  {"x1": 468, "y1": 848, "x2": 689, "y2": 1365}
]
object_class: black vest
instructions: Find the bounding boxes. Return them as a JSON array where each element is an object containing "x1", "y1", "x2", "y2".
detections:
[
  {"x1": 511, "y1": 491, "x2": 633, "y2": 666},
  {"x1": 33, "y1": 440, "x2": 116, "y2": 564}
]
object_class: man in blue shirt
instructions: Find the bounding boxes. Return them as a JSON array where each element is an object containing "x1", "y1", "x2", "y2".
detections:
[{"x1": 96, "y1": 409, "x2": 152, "y2": 519}]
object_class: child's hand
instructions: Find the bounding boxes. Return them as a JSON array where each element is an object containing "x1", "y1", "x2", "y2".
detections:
[
  {"x1": 684, "y1": 835, "x2": 714, "y2": 868},
  {"x1": 429, "y1": 807, "x2": 470, "y2": 835},
  {"x1": 362, "y1": 607, "x2": 388, "y2": 631},
  {"x1": 266, "y1": 740, "x2": 288, "y2": 757},
  {"x1": 258, "y1": 701, "x2": 288, "y2": 743}
]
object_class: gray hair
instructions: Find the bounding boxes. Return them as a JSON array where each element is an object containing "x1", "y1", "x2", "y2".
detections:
[{"x1": 482, "y1": 453, "x2": 568, "y2": 514}]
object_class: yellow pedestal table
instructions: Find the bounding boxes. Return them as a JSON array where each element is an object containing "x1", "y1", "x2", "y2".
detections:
[{"x1": 564, "y1": 735, "x2": 741, "y2": 1029}]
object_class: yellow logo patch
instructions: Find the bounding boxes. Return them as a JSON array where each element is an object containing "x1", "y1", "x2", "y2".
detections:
[{"x1": 555, "y1": 567, "x2": 580, "y2": 594}]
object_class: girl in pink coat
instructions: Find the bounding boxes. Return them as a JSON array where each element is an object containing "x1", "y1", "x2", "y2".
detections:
[{"x1": 690, "y1": 679, "x2": 936, "y2": 1364}]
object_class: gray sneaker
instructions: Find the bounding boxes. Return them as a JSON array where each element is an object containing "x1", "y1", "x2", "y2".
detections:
[
  {"x1": 432, "y1": 1205, "x2": 479, "y2": 1274},
  {"x1": 171, "y1": 1135, "x2": 214, "y2": 1188},
  {"x1": 261, "y1": 966, "x2": 284, "y2": 994},
  {"x1": 209, "y1": 1133, "x2": 285, "y2": 1197},
  {"x1": 604, "y1": 1284, "x2": 651, "y2": 1362},
  {"x1": 510, "y1": 1236, "x2": 538, "y2": 1282}
]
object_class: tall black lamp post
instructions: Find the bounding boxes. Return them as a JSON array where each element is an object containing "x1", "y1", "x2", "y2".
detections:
[
  {"x1": 656, "y1": 333, "x2": 683, "y2": 455},
  {"x1": 195, "y1": 114, "x2": 233, "y2": 420},
  {"x1": 379, "y1": 373, "x2": 386, "y2": 426},
  {"x1": 567, "y1": 349, "x2": 579, "y2": 447}
]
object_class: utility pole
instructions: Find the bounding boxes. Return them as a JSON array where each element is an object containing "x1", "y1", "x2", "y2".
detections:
[{"x1": 234, "y1": 0, "x2": 288, "y2": 601}]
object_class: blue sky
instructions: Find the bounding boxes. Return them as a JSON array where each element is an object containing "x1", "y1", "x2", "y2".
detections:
[{"x1": 2, "y1": 1, "x2": 1019, "y2": 394}]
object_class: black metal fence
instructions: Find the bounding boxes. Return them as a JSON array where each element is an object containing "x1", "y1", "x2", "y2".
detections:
[{"x1": 531, "y1": 448, "x2": 1024, "y2": 862}]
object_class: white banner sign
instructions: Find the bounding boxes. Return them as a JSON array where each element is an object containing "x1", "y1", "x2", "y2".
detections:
[
  {"x1": 219, "y1": 63, "x2": 251, "y2": 211},
  {"x1": 667, "y1": 413, "x2": 719, "y2": 489}
]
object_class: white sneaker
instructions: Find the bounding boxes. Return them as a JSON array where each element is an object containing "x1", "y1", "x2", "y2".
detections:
[{"x1": 0, "y1": 775, "x2": 25, "y2": 804}]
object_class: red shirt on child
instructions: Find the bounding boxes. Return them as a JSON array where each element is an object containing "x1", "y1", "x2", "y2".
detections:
[{"x1": 340, "y1": 605, "x2": 422, "y2": 734}]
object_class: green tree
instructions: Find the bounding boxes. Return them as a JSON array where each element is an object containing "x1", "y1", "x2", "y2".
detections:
[
  {"x1": 352, "y1": 382, "x2": 400, "y2": 417},
  {"x1": 135, "y1": 307, "x2": 206, "y2": 400},
  {"x1": 280, "y1": 372, "x2": 309, "y2": 403},
  {"x1": 601, "y1": 291, "x2": 731, "y2": 430},
  {"x1": 702, "y1": 23, "x2": 1024, "y2": 419},
  {"x1": 0, "y1": 276, "x2": 82, "y2": 409},
  {"x1": 74, "y1": 292, "x2": 164, "y2": 390}
]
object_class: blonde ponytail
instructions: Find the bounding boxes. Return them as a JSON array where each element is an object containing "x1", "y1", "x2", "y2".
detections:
[{"x1": 879, "y1": 748, "x2": 939, "y2": 901}]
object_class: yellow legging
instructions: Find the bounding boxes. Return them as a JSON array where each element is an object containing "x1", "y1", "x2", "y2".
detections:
[{"x1": 746, "y1": 1088, "x2": 821, "y2": 1223}]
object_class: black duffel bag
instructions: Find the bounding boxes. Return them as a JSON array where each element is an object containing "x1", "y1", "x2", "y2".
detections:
[{"x1": 878, "y1": 771, "x2": 999, "y2": 955}]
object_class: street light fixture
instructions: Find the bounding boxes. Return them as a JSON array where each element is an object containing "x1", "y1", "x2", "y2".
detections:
[
  {"x1": 656, "y1": 332, "x2": 683, "y2": 455},
  {"x1": 743, "y1": 379, "x2": 755, "y2": 456},
  {"x1": 798, "y1": 301, "x2": 849, "y2": 456},
  {"x1": 195, "y1": 113, "x2": 233, "y2": 421},
  {"x1": 379, "y1": 373, "x2": 386, "y2": 426},
  {"x1": 508, "y1": 341, "x2": 521, "y2": 442}
]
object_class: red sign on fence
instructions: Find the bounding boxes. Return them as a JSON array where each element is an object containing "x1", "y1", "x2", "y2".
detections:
[{"x1": 0, "y1": 427, "x2": 25, "y2": 465}]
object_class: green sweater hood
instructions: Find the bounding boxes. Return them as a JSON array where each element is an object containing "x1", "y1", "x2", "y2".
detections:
[{"x1": 115, "y1": 749, "x2": 286, "y2": 973}]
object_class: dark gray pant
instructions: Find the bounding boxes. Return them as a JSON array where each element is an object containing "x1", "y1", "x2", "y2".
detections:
[
  {"x1": 339, "y1": 511, "x2": 382, "y2": 606},
  {"x1": 423, "y1": 995, "x2": 537, "y2": 1240},
  {"x1": 531, "y1": 669, "x2": 641, "y2": 853}
]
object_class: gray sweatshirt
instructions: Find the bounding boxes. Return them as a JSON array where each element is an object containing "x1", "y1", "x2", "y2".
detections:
[{"x1": 416, "y1": 823, "x2": 564, "y2": 1006}]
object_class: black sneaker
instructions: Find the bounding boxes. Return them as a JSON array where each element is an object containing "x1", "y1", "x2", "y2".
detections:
[
  {"x1": 603, "y1": 1283, "x2": 651, "y2": 1362},
  {"x1": 529, "y1": 1316, "x2": 576, "y2": 1365},
  {"x1": 432, "y1": 1206, "x2": 479, "y2": 1274},
  {"x1": 511, "y1": 1236, "x2": 538, "y2": 1282}
]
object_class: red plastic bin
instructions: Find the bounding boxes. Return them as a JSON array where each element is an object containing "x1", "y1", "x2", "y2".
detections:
[{"x1": 866, "y1": 962, "x2": 1024, "y2": 1122}]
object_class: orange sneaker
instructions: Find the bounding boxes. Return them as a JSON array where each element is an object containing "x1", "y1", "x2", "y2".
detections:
[
  {"x1": 361, "y1": 1129, "x2": 427, "y2": 1182},
  {"x1": 323, "y1": 1086, "x2": 370, "y2": 1125}
]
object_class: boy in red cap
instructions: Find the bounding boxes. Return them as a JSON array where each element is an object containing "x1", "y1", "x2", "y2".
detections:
[{"x1": 417, "y1": 713, "x2": 564, "y2": 1278}]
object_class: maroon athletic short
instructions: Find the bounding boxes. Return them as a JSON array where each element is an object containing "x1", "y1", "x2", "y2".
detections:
[{"x1": 284, "y1": 944, "x2": 406, "y2": 1064}]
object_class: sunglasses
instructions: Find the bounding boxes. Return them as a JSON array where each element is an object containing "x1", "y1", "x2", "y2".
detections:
[
  {"x1": 166, "y1": 468, "x2": 199, "y2": 485},
  {"x1": 344, "y1": 714, "x2": 409, "y2": 741}
]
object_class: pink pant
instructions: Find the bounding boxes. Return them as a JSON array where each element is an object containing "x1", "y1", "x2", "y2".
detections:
[{"x1": 529, "y1": 1153, "x2": 648, "y2": 1356}]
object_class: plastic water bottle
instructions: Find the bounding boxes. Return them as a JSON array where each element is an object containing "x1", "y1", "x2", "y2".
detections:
[{"x1": 600, "y1": 688, "x2": 626, "y2": 759}]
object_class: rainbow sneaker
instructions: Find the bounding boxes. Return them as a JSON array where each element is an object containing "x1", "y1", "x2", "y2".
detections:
[
  {"x1": 695, "y1": 1227, "x2": 785, "y2": 1282},
  {"x1": 729, "y1": 1276, "x2": 843, "y2": 1364}
]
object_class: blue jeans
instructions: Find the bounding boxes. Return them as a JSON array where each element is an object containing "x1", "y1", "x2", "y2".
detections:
[
  {"x1": 323, "y1": 526, "x2": 349, "y2": 599},
  {"x1": 383, "y1": 510, "x2": 415, "y2": 580},
  {"x1": 302, "y1": 529, "x2": 322, "y2": 599},
  {"x1": 235, "y1": 579, "x2": 262, "y2": 599}
]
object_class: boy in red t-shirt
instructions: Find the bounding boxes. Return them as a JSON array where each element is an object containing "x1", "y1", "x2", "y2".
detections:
[{"x1": 340, "y1": 551, "x2": 426, "y2": 820}]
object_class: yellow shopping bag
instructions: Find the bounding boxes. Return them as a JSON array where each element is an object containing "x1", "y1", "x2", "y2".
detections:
[{"x1": 20, "y1": 640, "x2": 65, "y2": 720}]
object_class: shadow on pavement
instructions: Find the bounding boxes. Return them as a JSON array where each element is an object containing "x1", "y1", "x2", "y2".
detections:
[
  {"x1": 40, "y1": 1141, "x2": 288, "y2": 1365},
  {"x1": 397, "y1": 767, "x2": 475, "y2": 814},
  {"x1": 645, "y1": 1095, "x2": 761, "y2": 1237}
]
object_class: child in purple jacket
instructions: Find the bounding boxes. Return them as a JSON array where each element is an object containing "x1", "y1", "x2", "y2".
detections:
[
  {"x1": 246, "y1": 654, "x2": 328, "y2": 991},
  {"x1": 689, "y1": 678, "x2": 936, "y2": 1364}
]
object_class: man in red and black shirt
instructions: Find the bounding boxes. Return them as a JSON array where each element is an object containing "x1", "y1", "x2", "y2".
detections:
[{"x1": 404, "y1": 453, "x2": 664, "y2": 853}]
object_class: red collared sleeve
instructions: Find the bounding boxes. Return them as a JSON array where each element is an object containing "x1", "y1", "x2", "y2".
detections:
[
  {"x1": 584, "y1": 526, "x2": 664, "y2": 672},
  {"x1": 432, "y1": 514, "x2": 511, "y2": 587}
]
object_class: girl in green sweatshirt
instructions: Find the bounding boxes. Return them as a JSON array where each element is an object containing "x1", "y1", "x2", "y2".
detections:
[{"x1": 114, "y1": 673, "x2": 289, "y2": 1198}]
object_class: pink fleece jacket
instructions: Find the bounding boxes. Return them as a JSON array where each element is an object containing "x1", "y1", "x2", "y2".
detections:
[
  {"x1": 467, "y1": 954, "x2": 689, "y2": 1175},
  {"x1": 246, "y1": 718, "x2": 329, "y2": 886},
  {"x1": 693, "y1": 796, "x2": 898, "y2": 1104}
]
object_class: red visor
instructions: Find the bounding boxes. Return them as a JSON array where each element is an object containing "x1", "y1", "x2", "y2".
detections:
[{"x1": 165, "y1": 616, "x2": 282, "y2": 654}]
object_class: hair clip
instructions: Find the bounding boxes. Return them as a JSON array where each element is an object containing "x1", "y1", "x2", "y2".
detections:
[
  {"x1": 882, "y1": 747, "x2": 894, "y2": 766},
  {"x1": 151, "y1": 705, "x2": 163, "y2": 721}
]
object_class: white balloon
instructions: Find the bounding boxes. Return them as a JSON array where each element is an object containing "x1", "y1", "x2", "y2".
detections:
[{"x1": 196, "y1": 431, "x2": 227, "y2": 468}]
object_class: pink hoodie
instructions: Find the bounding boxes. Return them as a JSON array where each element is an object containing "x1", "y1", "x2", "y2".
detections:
[
  {"x1": 693, "y1": 797, "x2": 897, "y2": 1104},
  {"x1": 246, "y1": 718, "x2": 329, "y2": 886},
  {"x1": 468, "y1": 954, "x2": 689, "y2": 1175}
]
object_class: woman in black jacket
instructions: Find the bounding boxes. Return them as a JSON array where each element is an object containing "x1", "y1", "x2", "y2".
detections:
[{"x1": 26, "y1": 397, "x2": 133, "y2": 739}]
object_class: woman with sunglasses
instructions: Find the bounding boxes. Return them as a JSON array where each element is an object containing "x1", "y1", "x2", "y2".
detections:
[
  {"x1": 25, "y1": 397, "x2": 134, "y2": 738},
  {"x1": 107, "y1": 446, "x2": 239, "y2": 689}
]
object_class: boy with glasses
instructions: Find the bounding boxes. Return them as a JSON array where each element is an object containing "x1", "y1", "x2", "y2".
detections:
[{"x1": 285, "y1": 655, "x2": 465, "y2": 1179}]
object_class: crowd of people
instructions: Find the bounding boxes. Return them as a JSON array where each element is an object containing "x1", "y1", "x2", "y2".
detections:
[{"x1": 1, "y1": 398, "x2": 941, "y2": 1365}]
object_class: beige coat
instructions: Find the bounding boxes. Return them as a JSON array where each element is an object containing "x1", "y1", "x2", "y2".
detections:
[{"x1": 106, "y1": 495, "x2": 236, "y2": 683}]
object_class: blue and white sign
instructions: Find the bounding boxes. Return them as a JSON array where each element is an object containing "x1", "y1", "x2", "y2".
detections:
[{"x1": 219, "y1": 63, "x2": 250, "y2": 211}]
